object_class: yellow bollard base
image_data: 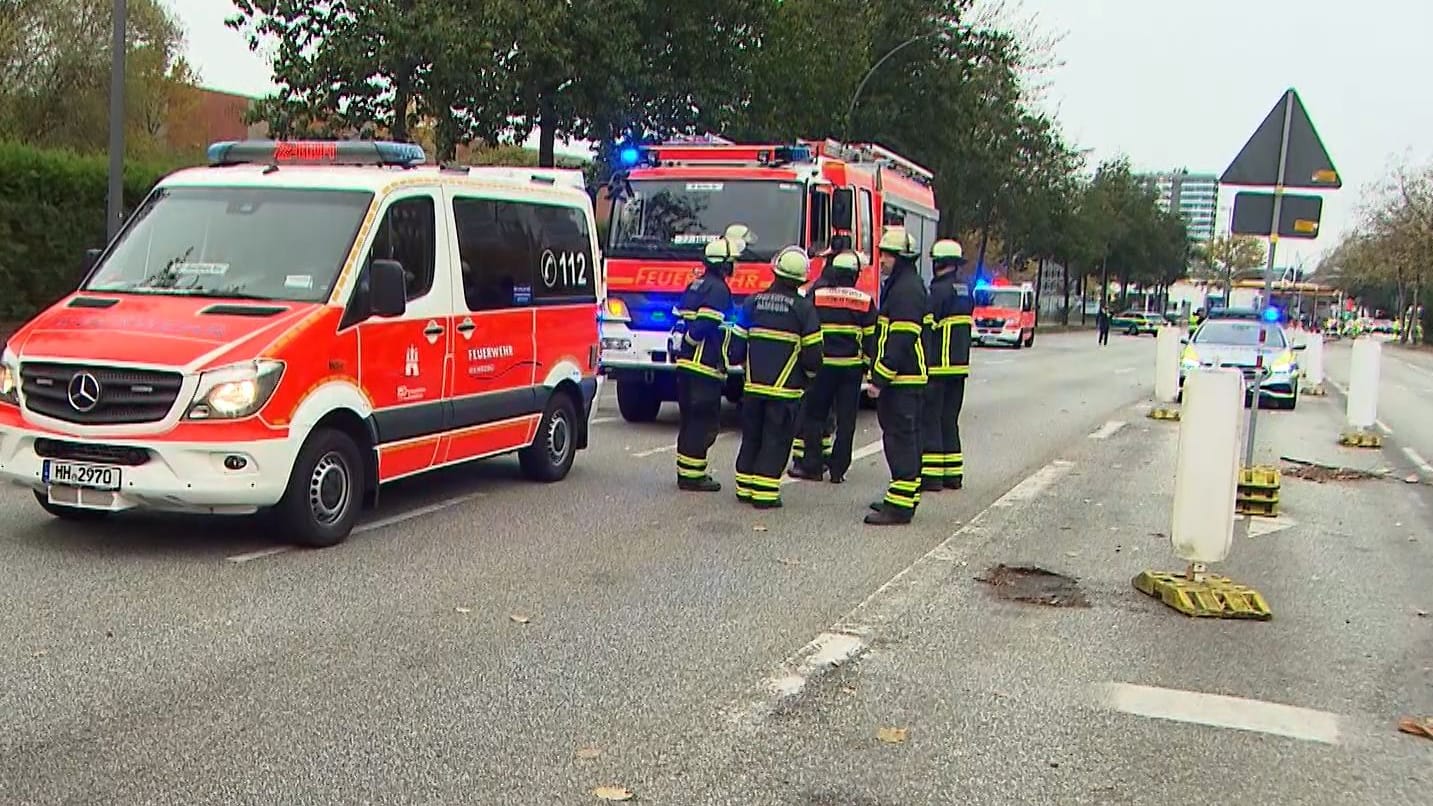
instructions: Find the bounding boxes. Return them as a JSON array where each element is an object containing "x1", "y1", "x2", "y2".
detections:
[
  {"x1": 1302, "y1": 383, "x2": 1327, "y2": 397},
  {"x1": 1147, "y1": 406, "x2": 1181, "y2": 421},
  {"x1": 1133, "y1": 571, "x2": 1273, "y2": 620},
  {"x1": 1338, "y1": 429, "x2": 1383, "y2": 448},
  {"x1": 1236, "y1": 499, "x2": 1280, "y2": 517}
]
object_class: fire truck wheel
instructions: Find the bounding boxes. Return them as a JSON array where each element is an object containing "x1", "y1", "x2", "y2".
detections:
[
  {"x1": 617, "y1": 379, "x2": 661, "y2": 423},
  {"x1": 275, "y1": 428, "x2": 363, "y2": 548},
  {"x1": 1024, "y1": 329, "x2": 1035, "y2": 348},
  {"x1": 521, "y1": 392, "x2": 578, "y2": 482},
  {"x1": 32, "y1": 490, "x2": 112, "y2": 521}
]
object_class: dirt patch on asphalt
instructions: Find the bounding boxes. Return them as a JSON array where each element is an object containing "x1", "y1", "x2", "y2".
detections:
[{"x1": 976, "y1": 564, "x2": 1091, "y2": 608}]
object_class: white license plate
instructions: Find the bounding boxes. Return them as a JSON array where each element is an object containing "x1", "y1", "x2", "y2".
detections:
[{"x1": 43, "y1": 460, "x2": 122, "y2": 491}]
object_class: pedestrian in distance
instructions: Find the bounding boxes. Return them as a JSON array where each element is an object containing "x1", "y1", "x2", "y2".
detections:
[
  {"x1": 789, "y1": 250, "x2": 876, "y2": 484},
  {"x1": 727, "y1": 247, "x2": 823, "y2": 508},
  {"x1": 866, "y1": 228, "x2": 929, "y2": 526},
  {"x1": 921, "y1": 239, "x2": 973, "y2": 492},
  {"x1": 672, "y1": 238, "x2": 738, "y2": 492},
  {"x1": 1096, "y1": 306, "x2": 1110, "y2": 346}
]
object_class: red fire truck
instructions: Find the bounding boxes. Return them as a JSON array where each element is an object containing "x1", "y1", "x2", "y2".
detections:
[
  {"x1": 598, "y1": 138, "x2": 939, "y2": 422},
  {"x1": 972, "y1": 278, "x2": 1037, "y2": 349}
]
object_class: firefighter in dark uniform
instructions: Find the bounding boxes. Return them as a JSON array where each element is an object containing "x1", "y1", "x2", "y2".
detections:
[
  {"x1": 866, "y1": 228, "x2": 929, "y2": 526},
  {"x1": 789, "y1": 250, "x2": 877, "y2": 484},
  {"x1": 921, "y1": 239, "x2": 973, "y2": 492},
  {"x1": 673, "y1": 238, "x2": 737, "y2": 492},
  {"x1": 728, "y1": 247, "x2": 823, "y2": 508},
  {"x1": 790, "y1": 231, "x2": 852, "y2": 467}
]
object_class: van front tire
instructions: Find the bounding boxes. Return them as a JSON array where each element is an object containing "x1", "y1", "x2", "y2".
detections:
[
  {"x1": 275, "y1": 428, "x2": 363, "y2": 548},
  {"x1": 521, "y1": 394, "x2": 578, "y2": 483}
]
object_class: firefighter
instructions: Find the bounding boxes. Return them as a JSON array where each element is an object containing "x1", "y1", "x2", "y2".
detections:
[
  {"x1": 921, "y1": 239, "x2": 973, "y2": 492},
  {"x1": 790, "y1": 250, "x2": 876, "y2": 484},
  {"x1": 866, "y1": 228, "x2": 929, "y2": 526},
  {"x1": 725, "y1": 223, "x2": 756, "y2": 258},
  {"x1": 673, "y1": 237, "x2": 738, "y2": 492},
  {"x1": 728, "y1": 246, "x2": 823, "y2": 508},
  {"x1": 790, "y1": 230, "x2": 852, "y2": 467}
]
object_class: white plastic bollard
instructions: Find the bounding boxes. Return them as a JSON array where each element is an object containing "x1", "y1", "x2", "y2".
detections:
[
  {"x1": 1154, "y1": 326, "x2": 1181, "y2": 403},
  {"x1": 1170, "y1": 368, "x2": 1242, "y2": 564},
  {"x1": 1346, "y1": 336, "x2": 1381, "y2": 430},
  {"x1": 1304, "y1": 333, "x2": 1325, "y2": 387}
]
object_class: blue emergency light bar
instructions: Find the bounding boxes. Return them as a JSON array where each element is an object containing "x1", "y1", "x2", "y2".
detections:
[
  {"x1": 1262, "y1": 306, "x2": 1282, "y2": 322},
  {"x1": 206, "y1": 139, "x2": 428, "y2": 167}
]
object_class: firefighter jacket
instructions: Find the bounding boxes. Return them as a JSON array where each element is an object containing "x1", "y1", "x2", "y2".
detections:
[
  {"x1": 728, "y1": 280, "x2": 823, "y2": 399},
  {"x1": 674, "y1": 270, "x2": 734, "y2": 381},
  {"x1": 926, "y1": 272, "x2": 974, "y2": 376},
  {"x1": 810, "y1": 278, "x2": 878, "y2": 369},
  {"x1": 871, "y1": 260, "x2": 929, "y2": 389}
]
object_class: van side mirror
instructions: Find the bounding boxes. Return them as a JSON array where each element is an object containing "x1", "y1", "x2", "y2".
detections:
[
  {"x1": 81, "y1": 248, "x2": 102, "y2": 274},
  {"x1": 1292, "y1": 343, "x2": 1307, "y2": 351},
  {"x1": 832, "y1": 187, "x2": 854, "y2": 230},
  {"x1": 369, "y1": 259, "x2": 408, "y2": 318}
]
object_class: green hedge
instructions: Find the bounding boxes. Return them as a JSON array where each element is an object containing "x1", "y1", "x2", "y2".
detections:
[{"x1": 0, "y1": 142, "x2": 177, "y2": 322}]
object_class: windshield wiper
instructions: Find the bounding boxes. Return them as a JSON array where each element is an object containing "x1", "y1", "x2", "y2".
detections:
[{"x1": 97, "y1": 287, "x2": 281, "y2": 302}]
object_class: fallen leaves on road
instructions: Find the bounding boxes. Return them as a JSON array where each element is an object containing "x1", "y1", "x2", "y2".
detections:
[
  {"x1": 593, "y1": 785, "x2": 634, "y2": 801},
  {"x1": 509, "y1": 613, "x2": 532, "y2": 625},
  {"x1": 1397, "y1": 716, "x2": 1433, "y2": 740},
  {"x1": 1407, "y1": 475, "x2": 1422, "y2": 484},
  {"x1": 454, "y1": 607, "x2": 472, "y2": 614},
  {"x1": 777, "y1": 557, "x2": 802, "y2": 566},
  {"x1": 1281, "y1": 458, "x2": 1382, "y2": 482},
  {"x1": 753, "y1": 525, "x2": 768, "y2": 532},
  {"x1": 877, "y1": 727, "x2": 909, "y2": 744},
  {"x1": 1417, "y1": 610, "x2": 1428, "y2": 618},
  {"x1": 575, "y1": 747, "x2": 602, "y2": 760}
]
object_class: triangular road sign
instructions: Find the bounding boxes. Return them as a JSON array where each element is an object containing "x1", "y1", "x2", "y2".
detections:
[{"x1": 1221, "y1": 89, "x2": 1341, "y2": 189}]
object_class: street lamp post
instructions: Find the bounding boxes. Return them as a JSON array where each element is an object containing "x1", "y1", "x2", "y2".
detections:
[
  {"x1": 841, "y1": 30, "x2": 943, "y2": 143},
  {"x1": 106, "y1": 0, "x2": 128, "y2": 240}
]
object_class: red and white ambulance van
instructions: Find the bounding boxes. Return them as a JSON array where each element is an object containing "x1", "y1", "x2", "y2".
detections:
[
  {"x1": 972, "y1": 280, "x2": 1036, "y2": 349},
  {"x1": 0, "y1": 140, "x2": 602, "y2": 546}
]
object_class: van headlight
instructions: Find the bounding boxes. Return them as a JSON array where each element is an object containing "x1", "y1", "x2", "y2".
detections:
[
  {"x1": 1269, "y1": 351, "x2": 1295, "y2": 374},
  {"x1": 186, "y1": 360, "x2": 284, "y2": 420},
  {"x1": 0, "y1": 345, "x2": 17, "y2": 405}
]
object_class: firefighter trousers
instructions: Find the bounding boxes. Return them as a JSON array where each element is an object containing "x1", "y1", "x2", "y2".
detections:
[
  {"x1": 876, "y1": 385, "x2": 923, "y2": 515},
  {"x1": 735, "y1": 395, "x2": 800, "y2": 505},
  {"x1": 921, "y1": 375, "x2": 966, "y2": 486},
  {"x1": 675, "y1": 372, "x2": 723, "y2": 484},
  {"x1": 797, "y1": 365, "x2": 864, "y2": 479}
]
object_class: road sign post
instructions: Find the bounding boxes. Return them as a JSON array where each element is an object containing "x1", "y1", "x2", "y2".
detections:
[{"x1": 1221, "y1": 88, "x2": 1341, "y2": 467}]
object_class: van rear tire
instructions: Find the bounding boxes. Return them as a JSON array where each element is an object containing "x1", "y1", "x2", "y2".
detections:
[{"x1": 521, "y1": 394, "x2": 578, "y2": 482}]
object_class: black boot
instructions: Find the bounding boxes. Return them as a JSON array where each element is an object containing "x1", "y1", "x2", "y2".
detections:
[
  {"x1": 864, "y1": 504, "x2": 913, "y2": 526},
  {"x1": 943, "y1": 475, "x2": 963, "y2": 490},
  {"x1": 921, "y1": 477, "x2": 943, "y2": 493},
  {"x1": 869, "y1": 500, "x2": 885, "y2": 512},
  {"x1": 787, "y1": 463, "x2": 824, "y2": 481},
  {"x1": 678, "y1": 476, "x2": 722, "y2": 492},
  {"x1": 753, "y1": 499, "x2": 783, "y2": 510}
]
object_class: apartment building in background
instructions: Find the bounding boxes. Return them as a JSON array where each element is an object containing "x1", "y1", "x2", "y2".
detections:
[{"x1": 1143, "y1": 169, "x2": 1220, "y2": 244}]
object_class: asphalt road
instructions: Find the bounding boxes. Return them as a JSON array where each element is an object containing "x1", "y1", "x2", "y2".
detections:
[{"x1": 0, "y1": 330, "x2": 1162, "y2": 804}]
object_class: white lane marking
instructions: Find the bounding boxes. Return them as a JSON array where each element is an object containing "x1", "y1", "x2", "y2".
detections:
[
  {"x1": 1403, "y1": 447, "x2": 1433, "y2": 476},
  {"x1": 225, "y1": 492, "x2": 486, "y2": 563},
  {"x1": 1088, "y1": 420, "x2": 1127, "y2": 440},
  {"x1": 779, "y1": 440, "x2": 885, "y2": 486},
  {"x1": 731, "y1": 457, "x2": 1076, "y2": 726},
  {"x1": 1376, "y1": 419, "x2": 1394, "y2": 435},
  {"x1": 1244, "y1": 514, "x2": 1297, "y2": 538},
  {"x1": 981, "y1": 359, "x2": 1013, "y2": 366},
  {"x1": 993, "y1": 460, "x2": 1074, "y2": 507},
  {"x1": 1098, "y1": 682, "x2": 1341, "y2": 745},
  {"x1": 225, "y1": 546, "x2": 291, "y2": 564},
  {"x1": 1328, "y1": 379, "x2": 1348, "y2": 395},
  {"x1": 591, "y1": 416, "x2": 617, "y2": 425},
  {"x1": 1114, "y1": 367, "x2": 1136, "y2": 375},
  {"x1": 633, "y1": 432, "x2": 727, "y2": 458}
]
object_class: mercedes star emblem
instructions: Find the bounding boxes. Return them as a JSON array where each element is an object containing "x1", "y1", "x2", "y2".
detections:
[{"x1": 67, "y1": 372, "x2": 102, "y2": 413}]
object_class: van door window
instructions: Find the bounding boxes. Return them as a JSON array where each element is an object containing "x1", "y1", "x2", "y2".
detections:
[
  {"x1": 453, "y1": 197, "x2": 539, "y2": 311},
  {"x1": 367, "y1": 196, "x2": 436, "y2": 301}
]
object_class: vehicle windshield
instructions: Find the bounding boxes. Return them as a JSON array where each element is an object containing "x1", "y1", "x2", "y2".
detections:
[
  {"x1": 85, "y1": 186, "x2": 373, "y2": 302},
  {"x1": 975, "y1": 289, "x2": 1023, "y2": 310},
  {"x1": 607, "y1": 179, "x2": 803, "y2": 262},
  {"x1": 1194, "y1": 321, "x2": 1287, "y2": 348}
]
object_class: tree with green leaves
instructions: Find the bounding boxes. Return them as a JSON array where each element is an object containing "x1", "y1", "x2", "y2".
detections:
[{"x1": 1195, "y1": 235, "x2": 1267, "y2": 300}]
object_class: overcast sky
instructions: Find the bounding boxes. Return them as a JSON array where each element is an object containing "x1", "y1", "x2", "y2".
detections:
[{"x1": 167, "y1": 0, "x2": 1433, "y2": 268}]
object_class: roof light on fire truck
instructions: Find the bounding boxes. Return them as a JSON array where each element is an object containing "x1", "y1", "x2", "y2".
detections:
[{"x1": 186, "y1": 360, "x2": 285, "y2": 420}]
